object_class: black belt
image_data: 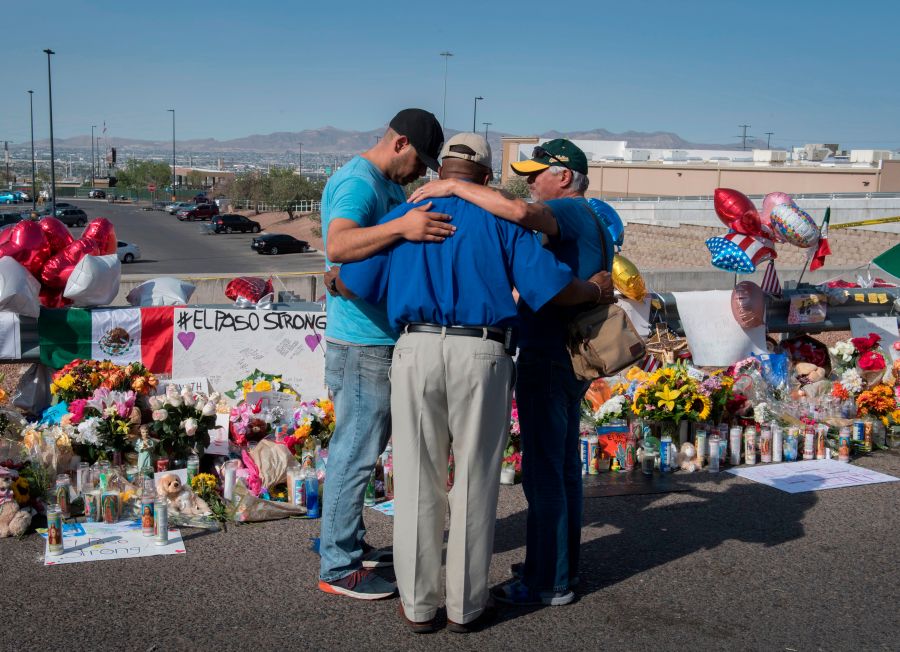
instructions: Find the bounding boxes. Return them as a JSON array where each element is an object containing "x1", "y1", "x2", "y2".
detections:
[{"x1": 404, "y1": 323, "x2": 516, "y2": 354}]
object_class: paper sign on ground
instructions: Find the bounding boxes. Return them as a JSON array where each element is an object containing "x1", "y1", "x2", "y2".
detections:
[
  {"x1": 618, "y1": 296, "x2": 652, "y2": 337},
  {"x1": 672, "y1": 291, "x2": 767, "y2": 366},
  {"x1": 172, "y1": 308, "x2": 326, "y2": 402},
  {"x1": 0, "y1": 313, "x2": 21, "y2": 358},
  {"x1": 45, "y1": 521, "x2": 185, "y2": 565},
  {"x1": 368, "y1": 500, "x2": 394, "y2": 517},
  {"x1": 850, "y1": 316, "x2": 900, "y2": 362},
  {"x1": 727, "y1": 459, "x2": 899, "y2": 494}
]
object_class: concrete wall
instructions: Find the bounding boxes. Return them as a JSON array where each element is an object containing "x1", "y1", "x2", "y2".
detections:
[{"x1": 113, "y1": 272, "x2": 326, "y2": 306}]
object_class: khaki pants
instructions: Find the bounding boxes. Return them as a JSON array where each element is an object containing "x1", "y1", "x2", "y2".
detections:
[{"x1": 391, "y1": 330, "x2": 513, "y2": 624}]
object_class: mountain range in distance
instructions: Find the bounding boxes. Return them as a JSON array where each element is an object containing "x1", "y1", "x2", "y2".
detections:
[{"x1": 27, "y1": 126, "x2": 768, "y2": 154}]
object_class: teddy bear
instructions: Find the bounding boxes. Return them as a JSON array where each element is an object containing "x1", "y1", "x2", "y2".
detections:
[
  {"x1": 155, "y1": 473, "x2": 211, "y2": 517},
  {"x1": 0, "y1": 467, "x2": 33, "y2": 537},
  {"x1": 675, "y1": 442, "x2": 701, "y2": 472}
]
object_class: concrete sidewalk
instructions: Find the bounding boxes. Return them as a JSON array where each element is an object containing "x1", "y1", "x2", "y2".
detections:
[{"x1": 2, "y1": 453, "x2": 898, "y2": 651}]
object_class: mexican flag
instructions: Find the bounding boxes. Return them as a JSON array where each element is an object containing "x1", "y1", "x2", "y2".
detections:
[{"x1": 39, "y1": 307, "x2": 175, "y2": 373}]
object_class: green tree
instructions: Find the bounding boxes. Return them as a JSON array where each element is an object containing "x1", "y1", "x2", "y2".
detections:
[
  {"x1": 186, "y1": 170, "x2": 206, "y2": 189},
  {"x1": 117, "y1": 159, "x2": 172, "y2": 193}
]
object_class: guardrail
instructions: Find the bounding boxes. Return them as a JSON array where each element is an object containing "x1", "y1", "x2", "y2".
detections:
[{"x1": 604, "y1": 192, "x2": 900, "y2": 203}]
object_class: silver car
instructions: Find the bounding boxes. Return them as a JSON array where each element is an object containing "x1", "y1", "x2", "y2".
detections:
[{"x1": 165, "y1": 201, "x2": 193, "y2": 215}]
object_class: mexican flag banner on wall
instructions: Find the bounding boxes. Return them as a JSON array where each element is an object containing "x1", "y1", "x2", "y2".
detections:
[{"x1": 39, "y1": 307, "x2": 175, "y2": 373}]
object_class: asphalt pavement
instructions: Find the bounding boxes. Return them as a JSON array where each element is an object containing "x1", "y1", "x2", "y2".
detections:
[
  {"x1": 2, "y1": 452, "x2": 898, "y2": 651},
  {"x1": 41, "y1": 199, "x2": 326, "y2": 275}
]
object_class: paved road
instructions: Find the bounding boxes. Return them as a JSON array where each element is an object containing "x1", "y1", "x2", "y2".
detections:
[
  {"x1": 2, "y1": 453, "x2": 898, "y2": 650},
  {"x1": 48, "y1": 199, "x2": 326, "y2": 275}
]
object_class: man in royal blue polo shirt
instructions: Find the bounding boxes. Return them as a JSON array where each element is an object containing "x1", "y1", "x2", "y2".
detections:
[
  {"x1": 410, "y1": 139, "x2": 613, "y2": 608},
  {"x1": 338, "y1": 134, "x2": 613, "y2": 633}
]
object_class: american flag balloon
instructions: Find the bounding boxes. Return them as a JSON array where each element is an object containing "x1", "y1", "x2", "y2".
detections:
[{"x1": 705, "y1": 232, "x2": 777, "y2": 274}]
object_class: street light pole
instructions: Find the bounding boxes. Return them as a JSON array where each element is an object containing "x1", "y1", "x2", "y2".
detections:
[
  {"x1": 440, "y1": 51, "x2": 453, "y2": 131},
  {"x1": 167, "y1": 109, "x2": 176, "y2": 201},
  {"x1": 472, "y1": 96, "x2": 483, "y2": 132},
  {"x1": 91, "y1": 125, "x2": 96, "y2": 188},
  {"x1": 483, "y1": 122, "x2": 491, "y2": 141},
  {"x1": 28, "y1": 90, "x2": 36, "y2": 212},
  {"x1": 43, "y1": 48, "x2": 56, "y2": 215}
]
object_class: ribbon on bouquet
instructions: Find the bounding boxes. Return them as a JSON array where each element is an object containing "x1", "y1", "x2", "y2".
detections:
[{"x1": 233, "y1": 292, "x2": 275, "y2": 310}]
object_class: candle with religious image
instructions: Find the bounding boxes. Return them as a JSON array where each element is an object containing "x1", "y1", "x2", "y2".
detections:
[
  {"x1": 101, "y1": 490, "x2": 120, "y2": 524},
  {"x1": 815, "y1": 424, "x2": 828, "y2": 460},
  {"x1": 46, "y1": 506, "x2": 64, "y2": 556},
  {"x1": 771, "y1": 423, "x2": 783, "y2": 463},
  {"x1": 759, "y1": 427, "x2": 772, "y2": 463},
  {"x1": 743, "y1": 427, "x2": 757, "y2": 465}
]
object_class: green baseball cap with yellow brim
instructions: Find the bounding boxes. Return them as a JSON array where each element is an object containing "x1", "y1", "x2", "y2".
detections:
[{"x1": 511, "y1": 138, "x2": 588, "y2": 176}]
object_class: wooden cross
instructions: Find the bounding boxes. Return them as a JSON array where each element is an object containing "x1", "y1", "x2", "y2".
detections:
[{"x1": 645, "y1": 322, "x2": 690, "y2": 365}]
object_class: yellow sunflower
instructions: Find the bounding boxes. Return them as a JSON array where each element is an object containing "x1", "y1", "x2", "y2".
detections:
[
  {"x1": 12, "y1": 477, "x2": 30, "y2": 505},
  {"x1": 691, "y1": 394, "x2": 712, "y2": 421}
]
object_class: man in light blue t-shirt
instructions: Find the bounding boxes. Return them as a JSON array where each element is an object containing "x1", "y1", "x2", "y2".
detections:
[{"x1": 317, "y1": 108, "x2": 450, "y2": 600}]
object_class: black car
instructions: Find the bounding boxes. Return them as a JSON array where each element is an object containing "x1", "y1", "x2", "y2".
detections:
[
  {"x1": 212, "y1": 214, "x2": 261, "y2": 234},
  {"x1": 56, "y1": 208, "x2": 89, "y2": 227},
  {"x1": 0, "y1": 212, "x2": 24, "y2": 228},
  {"x1": 88, "y1": 189, "x2": 106, "y2": 199},
  {"x1": 251, "y1": 233, "x2": 311, "y2": 255},
  {"x1": 36, "y1": 201, "x2": 75, "y2": 216}
]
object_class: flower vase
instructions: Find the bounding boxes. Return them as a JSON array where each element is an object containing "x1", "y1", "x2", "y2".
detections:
[{"x1": 500, "y1": 465, "x2": 516, "y2": 485}]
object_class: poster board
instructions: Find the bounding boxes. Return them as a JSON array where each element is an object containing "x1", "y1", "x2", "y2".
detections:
[
  {"x1": 45, "y1": 521, "x2": 185, "y2": 565},
  {"x1": 172, "y1": 308, "x2": 326, "y2": 402},
  {"x1": 672, "y1": 291, "x2": 767, "y2": 366}
]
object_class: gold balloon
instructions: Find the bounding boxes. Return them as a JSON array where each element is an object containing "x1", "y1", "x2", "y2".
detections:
[{"x1": 612, "y1": 254, "x2": 647, "y2": 301}]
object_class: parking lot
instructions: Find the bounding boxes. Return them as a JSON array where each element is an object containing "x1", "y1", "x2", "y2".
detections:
[{"x1": 0, "y1": 199, "x2": 325, "y2": 275}]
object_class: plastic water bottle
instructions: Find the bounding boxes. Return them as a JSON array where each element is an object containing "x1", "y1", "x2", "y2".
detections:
[
  {"x1": 364, "y1": 470, "x2": 376, "y2": 506},
  {"x1": 383, "y1": 445, "x2": 394, "y2": 500}
]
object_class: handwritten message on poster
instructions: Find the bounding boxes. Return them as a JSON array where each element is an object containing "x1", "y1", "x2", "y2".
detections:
[
  {"x1": 171, "y1": 308, "x2": 327, "y2": 402},
  {"x1": 44, "y1": 521, "x2": 185, "y2": 565}
]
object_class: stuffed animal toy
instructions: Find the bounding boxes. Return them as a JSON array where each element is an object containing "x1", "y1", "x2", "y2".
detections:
[
  {"x1": 676, "y1": 442, "x2": 700, "y2": 472},
  {"x1": 155, "y1": 472, "x2": 211, "y2": 516},
  {"x1": 0, "y1": 467, "x2": 33, "y2": 537}
]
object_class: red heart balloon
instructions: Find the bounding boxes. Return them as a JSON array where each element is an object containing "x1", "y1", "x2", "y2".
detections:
[
  {"x1": 39, "y1": 216, "x2": 75, "y2": 254},
  {"x1": 41, "y1": 237, "x2": 102, "y2": 288},
  {"x1": 40, "y1": 286, "x2": 72, "y2": 309},
  {"x1": 83, "y1": 218, "x2": 117, "y2": 255},
  {"x1": 0, "y1": 227, "x2": 11, "y2": 247},
  {"x1": 714, "y1": 188, "x2": 763, "y2": 236},
  {"x1": 2, "y1": 221, "x2": 51, "y2": 276}
]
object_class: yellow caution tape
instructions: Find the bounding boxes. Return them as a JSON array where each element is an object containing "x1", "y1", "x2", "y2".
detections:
[{"x1": 830, "y1": 216, "x2": 900, "y2": 230}]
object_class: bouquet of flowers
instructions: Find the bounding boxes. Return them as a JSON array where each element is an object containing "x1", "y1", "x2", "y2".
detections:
[
  {"x1": 829, "y1": 333, "x2": 887, "y2": 386},
  {"x1": 50, "y1": 359, "x2": 158, "y2": 404},
  {"x1": 630, "y1": 365, "x2": 711, "y2": 424},
  {"x1": 229, "y1": 400, "x2": 269, "y2": 447},
  {"x1": 67, "y1": 387, "x2": 139, "y2": 461},
  {"x1": 190, "y1": 472, "x2": 228, "y2": 522},
  {"x1": 284, "y1": 399, "x2": 336, "y2": 450},
  {"x1": 590, "y1": 394, "x2": 629, "y2": 426},
  {"x1": 501, "y1": 399, "x2": 522, "y2": 472},
  {"x1": 697, "y1": 372, "x2": 736, "y2": 424},
  {"x1": 148, "y1": 386, "x2": 219, "y2": 459},
  {"x1": 856, "y1": 384, "x2": 899, "y2": 426},
  {"x1": 225, "y1": 369, "x2": 298, "y2": 401}
]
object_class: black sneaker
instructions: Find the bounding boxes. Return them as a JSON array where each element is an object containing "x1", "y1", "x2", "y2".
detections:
[
  {"x1": 318, "y1": 569, "x2": 396, "y2": 600},
  {"x1": 510, "y1": 562, "x2": 579, "y2": 589}
]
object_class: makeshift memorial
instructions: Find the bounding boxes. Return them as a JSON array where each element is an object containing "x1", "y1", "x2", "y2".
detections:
[
  {"x1": 629, "y1": 364, "x2": 711, "y2": 446},
  {"x1": 148, "y1": 386, "x2": 219, "y2": 460}
]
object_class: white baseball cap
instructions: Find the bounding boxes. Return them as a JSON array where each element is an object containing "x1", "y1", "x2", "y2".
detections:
[{"x1": 440, "y1": 133, "x2": 492, "y2": 169}]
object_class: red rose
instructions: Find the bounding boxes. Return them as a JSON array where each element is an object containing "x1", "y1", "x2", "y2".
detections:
[
  {"x1": 851, "y1": 333, "x2": 881, "y2": 353},
  {"x1": 859, "y1": 351, "x2": 886, "y2": 372}
]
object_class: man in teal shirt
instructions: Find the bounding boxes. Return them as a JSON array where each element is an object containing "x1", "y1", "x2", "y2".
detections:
[{"x1": 318, "y1": 108, "x2": 450, "y2": 600}]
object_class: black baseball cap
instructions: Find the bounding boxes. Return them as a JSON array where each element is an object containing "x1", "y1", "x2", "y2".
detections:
[{"x1": 389, "y1": 108, "x2": 444, "y2": 172}]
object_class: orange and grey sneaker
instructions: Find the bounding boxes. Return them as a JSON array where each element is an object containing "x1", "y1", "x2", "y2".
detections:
[{"x1": 318, "y1": 569, "x2": 396, "y2": 600}]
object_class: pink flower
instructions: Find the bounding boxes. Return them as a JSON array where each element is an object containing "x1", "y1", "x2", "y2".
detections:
[{"x1": 68, "y1": 399, "x2": 87, "y2": 424}]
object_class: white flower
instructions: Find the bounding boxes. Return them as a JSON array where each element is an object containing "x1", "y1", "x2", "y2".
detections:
[
  {"x1": 829, "y1": 341, "x2": 856, "y2": 363},
  {"x1": 75, "y1": 417, "x2": 101, "y2": 445},
  {"x1": 182, "y1": 418, "x2": 198, "y2": 437},
  {"x1": 201, "y1": 402, "x2": 217, "y2": 417},
  {"x1": 594, "y1": 395, "x2": 626, "y2": 423},
  {"x1": 208, "y1": 392, "x2": 221, "y2": 404},
  {"x1": 165, "y1": 385, "x2": 180, "y2": 400},
  {"x1": 753, "y1": 402, "x2": 772, "y2": 425},
  {"x1": 167, "y1": 396, "x2": 183, "y2": 408},
  {"x1": 841, "y1": 368, "x2": 863, "y2": 394},
  {"x1": 152, "y1": 408, "x2": 168, "y2": 422},
  {"x1": 148, "y1": 396, "x2": 163, "y2": 410},
  {"x1": 195, "y1": 398, "x2": 207, "y2": 413},
  {"x1": 183, "y1": 394, "x2": 196, "y2": 408}
]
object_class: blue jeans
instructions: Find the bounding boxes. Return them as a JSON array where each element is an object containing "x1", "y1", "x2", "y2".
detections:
[
  {"x1": 319, "y1": 341, "x2": 393, "y2": 582},
  {"x1": 516, "y1": 347, "x2": 590, "y2": 593}
]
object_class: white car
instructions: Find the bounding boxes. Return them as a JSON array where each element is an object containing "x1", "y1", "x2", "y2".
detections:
[{"x1": 117, "y1": 241, "x2": 141, "y2": 263}]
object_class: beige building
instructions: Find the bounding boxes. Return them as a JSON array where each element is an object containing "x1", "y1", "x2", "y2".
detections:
[{"x1": 500, "y1": 136, "x2": 900, "y2": 198}]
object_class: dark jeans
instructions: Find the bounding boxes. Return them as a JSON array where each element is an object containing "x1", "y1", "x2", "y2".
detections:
[{"x1": 516, "y1": 347, "x2": 590, "y2": 593}]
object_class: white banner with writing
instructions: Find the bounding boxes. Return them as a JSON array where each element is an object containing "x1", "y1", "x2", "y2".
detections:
[{"x1": 171, "y1": 308, "x2": 327, "y2": 401}]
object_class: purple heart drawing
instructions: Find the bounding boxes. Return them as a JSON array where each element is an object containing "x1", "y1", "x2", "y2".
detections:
[
  {"x1": 305, "y1": 333, "x2": 323, "y2": 352},
  {"x1": 177, "y1": 332, "x2": 196, "y2": 351}
]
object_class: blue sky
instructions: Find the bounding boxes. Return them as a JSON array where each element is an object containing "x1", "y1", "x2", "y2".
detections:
[{"x1": 4, "y1": 0, "x2": 899, "y2": 148}]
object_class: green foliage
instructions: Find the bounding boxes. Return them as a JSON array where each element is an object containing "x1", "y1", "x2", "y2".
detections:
[
  {"x1": 503, "y1": 177, "x2": 531, "y2": 199},
  {"x1": 404, "y1": 178, "x2": 427, "y2": 198},
  {"x1": 116, "y1": 159, "x2": 172, "y2": 192},
  {"x1": 226, "y1": 168, "x2": 324, "y2": 218}
]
